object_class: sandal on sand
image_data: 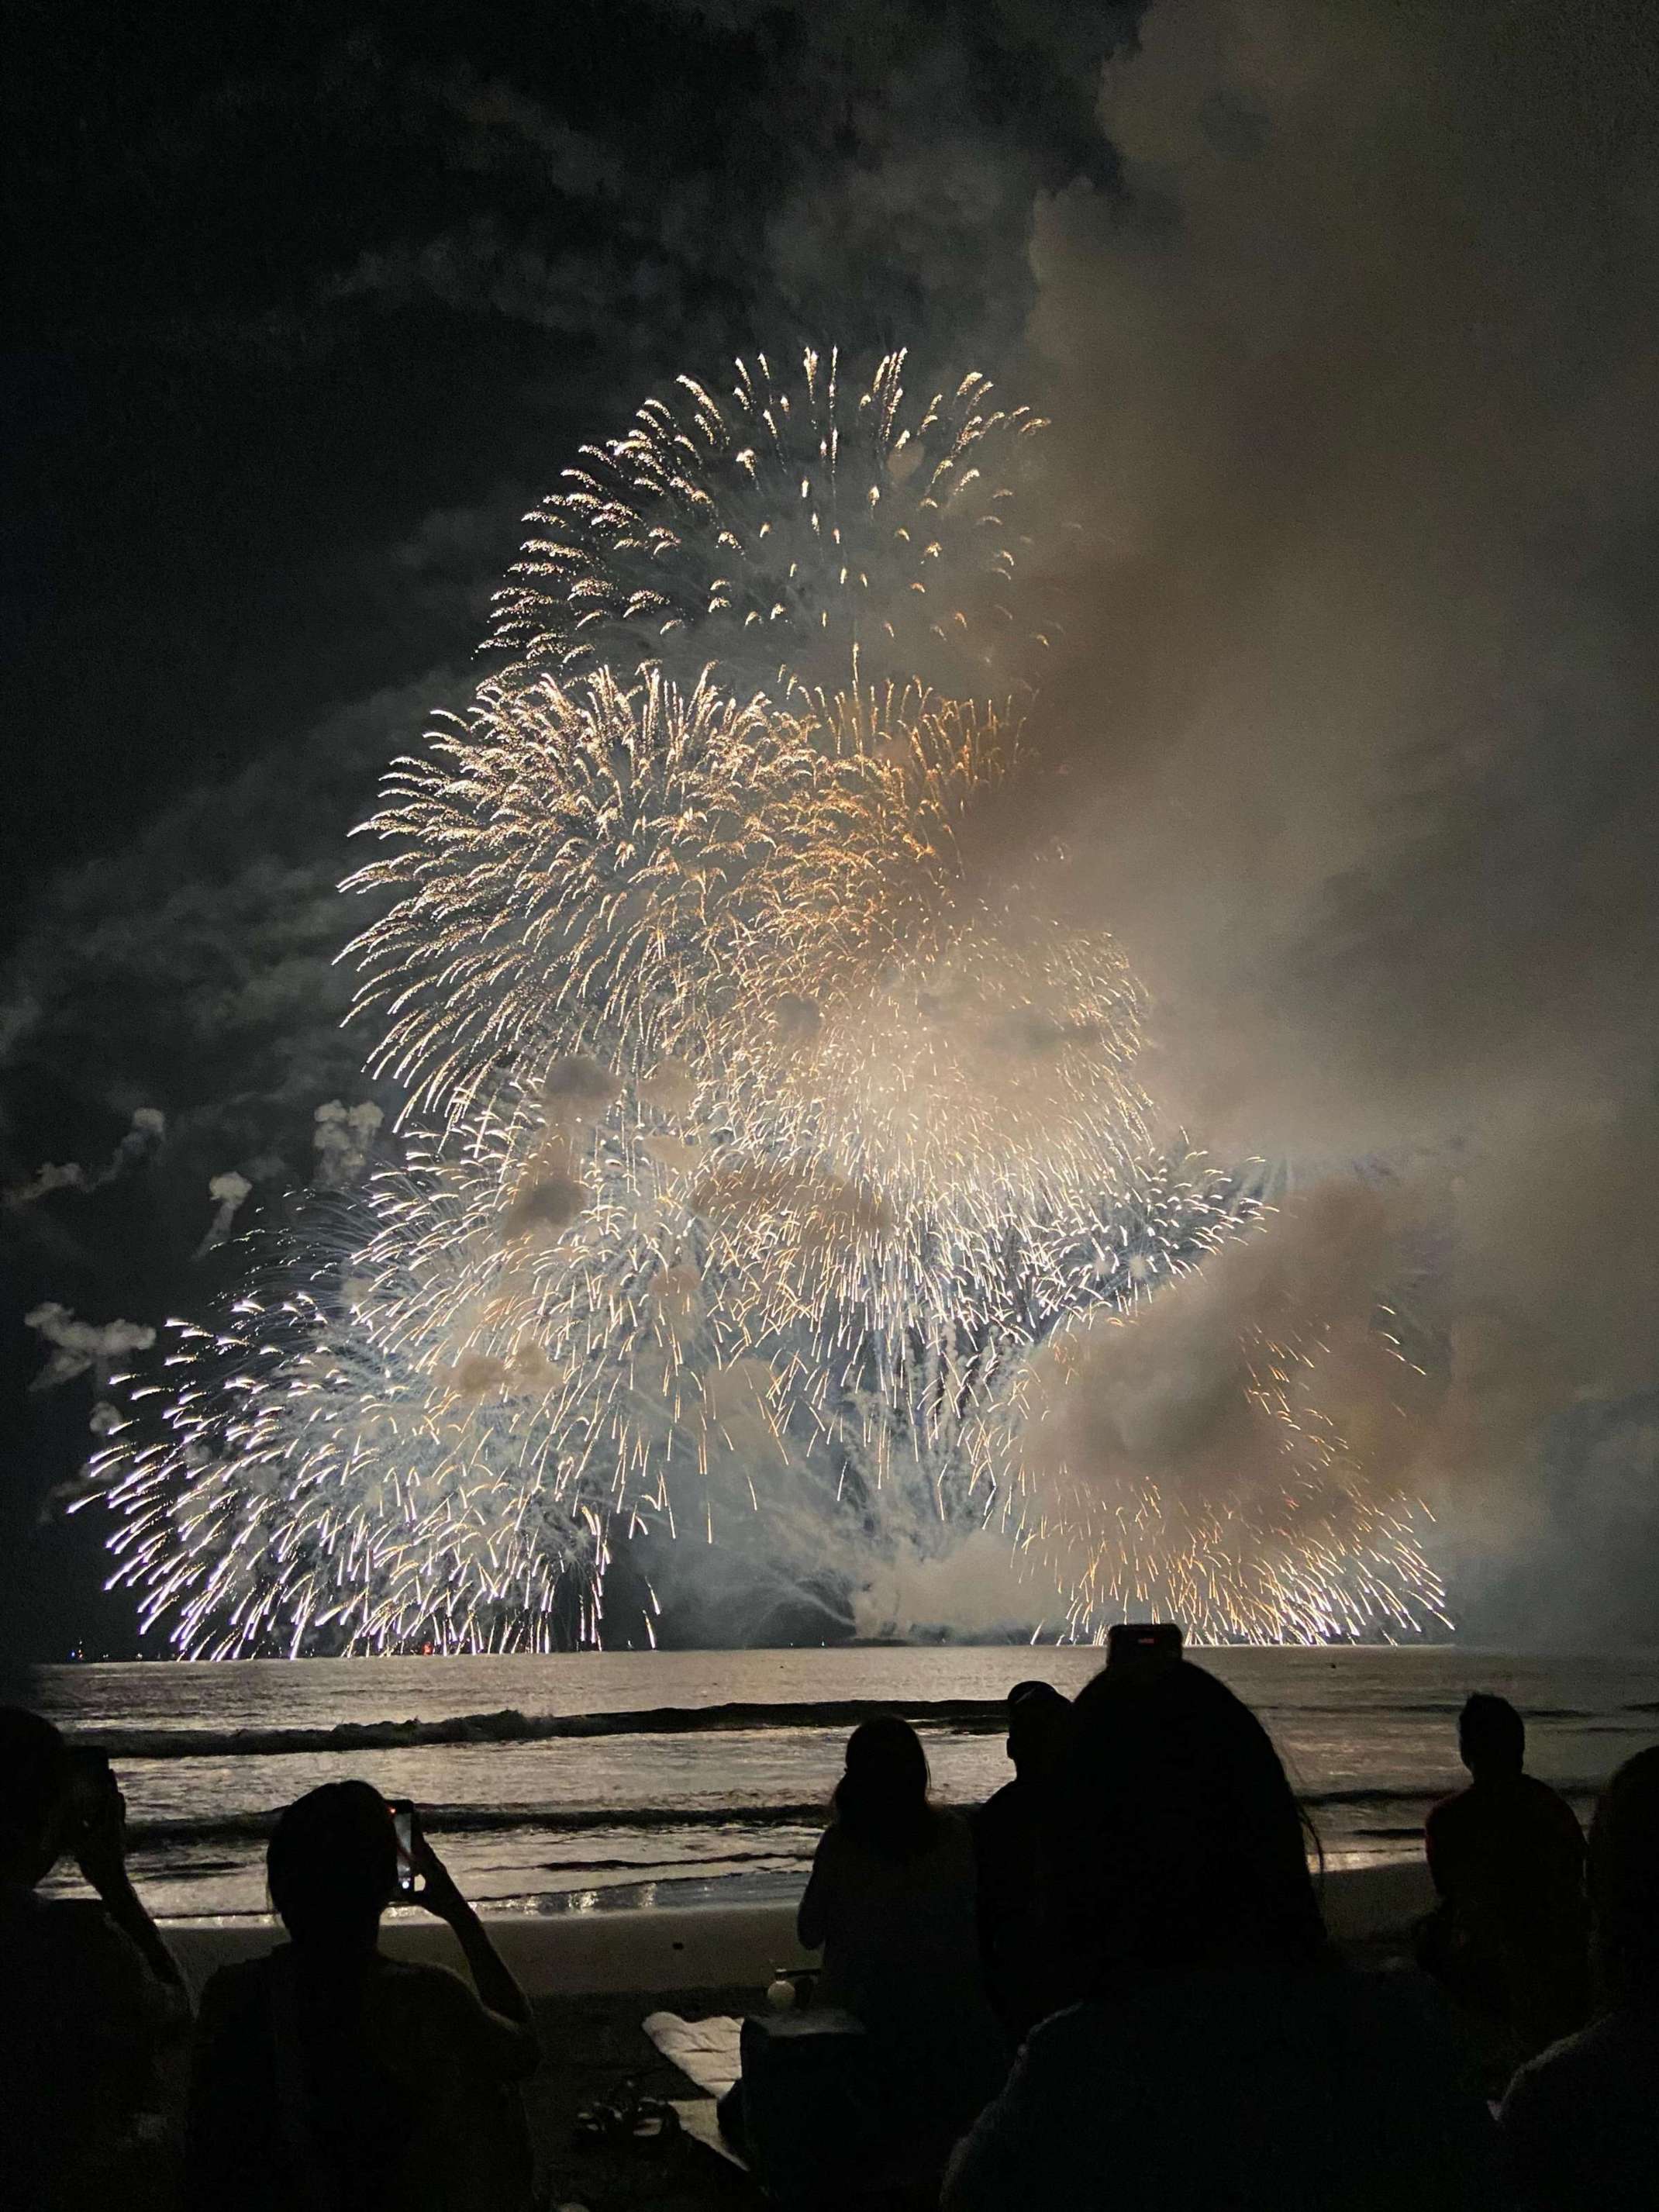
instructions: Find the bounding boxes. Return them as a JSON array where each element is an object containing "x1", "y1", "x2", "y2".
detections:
[
  {"x1": 612, "y1": 2076, "x2": 681, "y2": 2150},
  {"x1": 624, "y1": 2099, "x2": 681, "y2": 2148},
  {"x1": 571, "y1": 2096, "x2": 627, "y2": 2147},
  {"x1": 571, "y1": 2078, "x2": 681, "y2": 2153}
]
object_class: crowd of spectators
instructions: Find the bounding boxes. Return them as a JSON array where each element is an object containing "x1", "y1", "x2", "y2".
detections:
[{"x1": 2, "y1": 1647, "x2": 1656, "y2": 2208}]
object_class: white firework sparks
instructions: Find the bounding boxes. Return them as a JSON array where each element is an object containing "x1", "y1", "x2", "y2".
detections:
[
  {"x1": 491, "y1": 347, "x2": 1047, "y2": 687},
  {"x1": 92, "y1": 347, "x2": 1446, "y2": 1653}
]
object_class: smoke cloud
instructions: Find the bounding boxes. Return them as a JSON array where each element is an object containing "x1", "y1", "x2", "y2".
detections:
[
  {"x1": 193, "y1": 1170, "x2": 254, "y2": 1258},
  {"x1": 1005, "y1": 0, "x2": 1659, "y2": 1634},
  {"x1": 851, "y1": 1533, "x2": 1047, "y2": 1643},
  {"x1": 312, "y1": 1099, "x2": 385, "y2": 1189},
  {"x1": 4, "y1": 1107, "x2": 165, "y2": 1210},
  {"x1": 26, "y1": 1304, "x2": 157, "y2": 1394}
]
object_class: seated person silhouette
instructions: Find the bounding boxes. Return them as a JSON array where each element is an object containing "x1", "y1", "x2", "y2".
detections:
[
  {"x1": 1499, "y1": 1744, "x2": 1659, "y2": 2210},
  {"x1": 797, "y1": 1715, "x2": 1007, "y2": 2152},
  {"x1": 185, "y1": 1781, "x2": 538, "y2": 2212},
  {"x1": 0, "y1": 1706, "x2": 188, "y2": 2212},
  {"x1": 972, "y1": 1680, "x2": 1071, "y2": 2040},
  {"x1": 944, "y1": 1660, "x2": 1500, "y2": 2210},
  {"x1": 1420, "y1": 1692, "x2": 1588, "y2": 2052}
]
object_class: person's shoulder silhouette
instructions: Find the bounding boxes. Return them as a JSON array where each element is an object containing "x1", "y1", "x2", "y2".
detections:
[
  {"x1": 1421, "y1": 1693, "x2": 1588, "y2": 2052},
  {"x1": 972, "y1": 1681, "x2": 1071, "y2": 2040},
  {"x1": 795, "y1": 1716, "x2": 1006, "y2": 2149},
  {"x1": 1499, "y1": 1744, "x2": 1659, "y2": 2210}
]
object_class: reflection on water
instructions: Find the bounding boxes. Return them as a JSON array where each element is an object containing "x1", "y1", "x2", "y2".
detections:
[{"x1": 27, "y1": 1645, "x2": 1659, "y2": 1921}]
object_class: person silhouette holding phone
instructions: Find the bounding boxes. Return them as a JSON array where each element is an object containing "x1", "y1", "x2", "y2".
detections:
[
  {"x1": 0, "y1": 1706, "x2": 187, "y2": 2210},
  {"x1": 185, "y1": 1780, "x2": 538, "y2": 2212}
]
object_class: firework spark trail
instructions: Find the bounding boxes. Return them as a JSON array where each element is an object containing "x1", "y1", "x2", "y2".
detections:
[
  {"x1": 971, "y1": 1193, "x2": 1450, "y2": 1644},
  {"x1": 347, "y1": 672, "x2": 1018, "y2": 1129},
  {"x1": 347, "y1": 661, "x2": 1157, "y2": 1349},
  {"x1": 101, "y1": 1126, "x2": 788, "y2": 1656},
  {"x1": 98, "y1": 1127, "x2": 1246, "y2": 1654},
  {"x1": 93, "y1": 344, "x2": 1448, "y2": 1654},
  {"x1": 491, "y1": 349, "x2": 1047, "y2": 687}
]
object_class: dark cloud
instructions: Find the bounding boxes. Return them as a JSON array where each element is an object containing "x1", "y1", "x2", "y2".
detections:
[{"x1": 0, "y1": 672, "x2": 457, "y2": 1192}]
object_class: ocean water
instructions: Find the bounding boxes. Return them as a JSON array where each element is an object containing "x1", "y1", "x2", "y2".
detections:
[{"x1": 24, "y1": 1646, "x2": 1659, "y2": 1924}]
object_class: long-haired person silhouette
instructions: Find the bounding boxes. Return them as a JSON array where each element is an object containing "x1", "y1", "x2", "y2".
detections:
[{"x1": 946, "y1": 1661, "x2": 1501, "y2": 2211}]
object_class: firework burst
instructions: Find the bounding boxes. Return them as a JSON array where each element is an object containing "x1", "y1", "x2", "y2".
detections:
[
  {"x1": 491, "y1": 347, "x2": 1047, "y2": 688},
  {"x1": 974, "y1": 1184, "x2": 1450, "y2": 1643},
  {"x1": 94, "y1": 346, "x2": 1447, "y2": 1654}
]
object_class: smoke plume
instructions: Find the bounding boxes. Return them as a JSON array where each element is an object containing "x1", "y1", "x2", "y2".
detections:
[
  {"x1": 193, "y1": 1170, "x2": 254, "y2": 1258},
  {"x1": 4, "y1": 1108, "x2": 165, "y2": 1209},
  {"x1": 312, "y1": 1099, "x2": 385, "y2": 1189},
  {"x1": 1008, "y1": 0, "x2": 1659, "y2": 1634},
  {"x1": 26, "y1": 1304, "x2": 157, "y2": 1394}
]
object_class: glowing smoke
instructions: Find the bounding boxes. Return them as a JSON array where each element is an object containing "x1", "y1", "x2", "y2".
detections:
[
  {"x1": 1010, "y1": 0, "x2": 1659, "y2": 1636},
  {"x1": 312, "y1": 1100, "x2": 384, "y2": 1188}
]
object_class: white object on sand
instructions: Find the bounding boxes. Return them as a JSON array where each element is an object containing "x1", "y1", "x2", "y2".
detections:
[
  {"x1": 643, "y1": 2012, "x2": 750, "y2": 2172},
  {"x1": 642, "y1": 2010, "x2": 743, "y2": 2098}
]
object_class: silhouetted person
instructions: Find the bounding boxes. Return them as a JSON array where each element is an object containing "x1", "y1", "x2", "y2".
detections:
[
  {"x1": 944, "y1": 1661, "x2": 1500, "y2": 2211},
  {"x1": 1499, "y1": 1744, "x2": 1659, "y2": 2208},
  {"x1": 972, "y1": 1680, "x2": 1071, "y2": 2039},
  {"x1": 185, "y1": 1781, "x2": 538, "y2": 2211},
  {"x1": 1420, "y1": 1692, "x2": 1588, "y2": 2052},
  {"x1": 798, "y1": 1715, "x2": 1006, "y2": 2152},
  {"x1": 0, "y1": 1706, "x2": 187, "y2": 2211}
]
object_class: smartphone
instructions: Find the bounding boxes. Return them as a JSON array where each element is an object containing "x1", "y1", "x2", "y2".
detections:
[
  {"x1": 1106, "y1": 1622, "x2": 1185, "y2": 1671},
  {"x1": 387, "y1": 1799, "x2": 418, "y2": 1896},
  {"x1": 64, "y1": 1744, "x2": 114, "y2": 1814}
]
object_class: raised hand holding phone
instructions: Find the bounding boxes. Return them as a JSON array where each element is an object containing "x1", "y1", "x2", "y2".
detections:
[
  {"x1": 64, "y1": 1746, "x2": 185, "y2": 1996},
  {"x1": 68, "y1": 1749, "x2": 129, "y2": 1898},
  {"x1": 387, "y1": 1798, "x2": 418, "y2": 1896},
  {"x1": 405, "y1": 1807, "x2": 468, "y2": 1924},
  {"x1": 396, "y1": 1808, "x2": 535, "y2": 2042}
]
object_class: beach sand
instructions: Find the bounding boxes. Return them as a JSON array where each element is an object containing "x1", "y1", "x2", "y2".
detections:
[
  {"x1": 525, "y1": 1983, "x2": 760, "y2": 2211},
  {"x1": 160, "y1": 1867, "x2": 1438, "y2": 2209}
]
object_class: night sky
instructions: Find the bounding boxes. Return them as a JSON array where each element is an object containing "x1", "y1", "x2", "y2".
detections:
[
  {"x1": 6, "y1": 1, "x2": 1659, "y2": 1663},
  {"x1": 4, "y1": 1, "x2": 1143, "y2": 1658}
]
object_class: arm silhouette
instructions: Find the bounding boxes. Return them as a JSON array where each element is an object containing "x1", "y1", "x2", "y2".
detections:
[
  {"x1": 412, "y1": 1824, "x2": 538, "y2": 2074},
  {"x1": 797, "y1": 1827, "x2": 836, "y2": 1951}
]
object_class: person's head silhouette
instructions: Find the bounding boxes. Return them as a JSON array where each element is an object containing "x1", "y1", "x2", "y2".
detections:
[
  {"x1": 0, "y1": 1706, "x2": 71, "y2": 1886},
  {"x1": 1588, "y1": 1744, "x2": 1659, "y2": 2010},
  {"x1": 1047, "y1": 1658, "x2": 1324, "y2": 1989},
  {"x1": 833, "y1": 1714, "x2": 934, "y2": 1859},
  {"x1": 1005, "y1": 1680, "x2": 1070, "y2": 1779},
  {"x1": 267, "y1": 1780, "x2": 398, "y2": 1951},
  {"x1": 1458, "y1": 1692, "x2": 1526, "y2": 1782}
]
